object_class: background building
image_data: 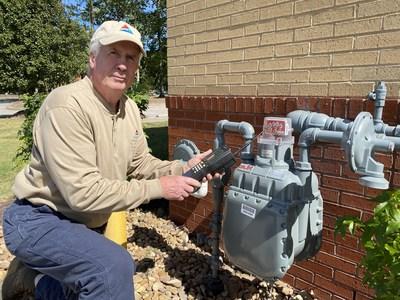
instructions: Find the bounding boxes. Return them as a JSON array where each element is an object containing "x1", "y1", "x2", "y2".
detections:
[{"x1": 166, "y1": 0, "x2": 400, "y2": 299}]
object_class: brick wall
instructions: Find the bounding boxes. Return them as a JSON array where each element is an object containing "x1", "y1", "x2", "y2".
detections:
[
  {"x1": 168, "y1": 0, "x2": 400, "y2": 97},
  {"x1": 166, "y1": 95, "x2": 400, "y2": 300},
  {"x1": 166, "y1": 1, "x2": 400, "y2": 299}
]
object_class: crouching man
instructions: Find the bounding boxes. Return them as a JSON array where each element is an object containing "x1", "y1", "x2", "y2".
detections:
[{"x1": 2, "y1": 20, "x2": 211, "y2": 300}]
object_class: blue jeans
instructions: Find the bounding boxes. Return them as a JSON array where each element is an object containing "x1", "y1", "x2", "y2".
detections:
[{"x1": 2, "y1": 199, "x2": 135, "y2": 300}]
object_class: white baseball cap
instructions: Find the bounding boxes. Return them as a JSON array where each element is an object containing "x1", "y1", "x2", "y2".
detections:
[{"x1": 90, "y1": 20, "x2": 146, "y2": 56}]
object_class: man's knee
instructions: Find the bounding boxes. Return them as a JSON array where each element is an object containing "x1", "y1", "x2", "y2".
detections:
[{"x1": 106, "y1": 246, "x2": 135, "y2": 280}]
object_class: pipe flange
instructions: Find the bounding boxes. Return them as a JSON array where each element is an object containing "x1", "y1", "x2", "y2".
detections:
[
  {"x1": 173, "y1": 139, "x2": 200, "y2": 161},
  {"x1": 342, "y1": 112, "x2": 375, "y2": 172}
]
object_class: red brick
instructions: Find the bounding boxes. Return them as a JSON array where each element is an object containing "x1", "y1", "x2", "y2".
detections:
[
  {"x1": 364, "y1": 100, "x2": 374, "y2": 116},
  {"x1": 310, "y1": 145, "x2": 323, "y2": 158},
  {"x1": 322, "y1": 227, "x2": 335, "y2": 242},
  {"x1": 282, "y1": 273, "x2": 295, "y2": 286},
  {"x1": 194, "y1": 120, "x2": 215, "y2": 131},
  {"x1": 355, "y1": 291, "x2": 375, "y2": 300},
  {"x1": 323, "y1": 176, "x2": 364, "y2": 195},
  {"x1": 333, "y1": 98, "x2": 348, "y2": 118},
  {"x1": 169, "y1": 212, "x2": 186, "y2": 225},
  {"x1": 332, "y1": 295, "x2": 347, "y2": 300},
  {"x1": 254, "y1": 97, "x2": 265, "y2": 113},
  {"x1": 394, "y1": 153, "x2": 400, "y2": 170},
  {"x1": 324, "y1": 146, "x2": 346, "y2": 161},
  {"x1": 235, "y1": 97, "x2": 245, "y2": 112},
  {"x1": 320, "y1": 239, "x2": 335, "y2": 254},
  {"x1": 382, "y1": 99, "x2": 399, "y2": 124},
  {"x1": 254, "y1": 115, "x2": 266, "y2": 129},
  {"x1": 392, "y1": 171, "x2": 400, "y2": 187},
  {"x1": 184, "y1": 218, "x2": 203, "y2": 232},
  {"x1": 227, "y1": 113, "x2": 255, "y2": 124},
  {"x1": 323, "y1": 214, "x2": 337, "y2": 229},
  {"x1": 224, "y1": 97, "x2": 235, "y2": 112},
  {"x1": 177, "y1": 119, "x2": 195, "y2": 129},
  {"x1": 244, "y1": 97, "x2": 254, "y2": 113},
  {"x1": 319, "y1": 97, "x2": 333, "y2": 115},
  {"x1": 165, "y1": 96, "x2": 172, "y2": 108},
  {"x1": 218, "y1": 97, "x2": 226, "y2": 112},
  {"x1": 315, "y1": 252, "x2": 357, "y2": 274},
  {"x1": 274, "y1": 97, "x2": 286, "y2": 115},
  {"x1": 201, "y1": 97, "x2": 211, "y2": 111},
  {"x1": 296, "y1": 259, "x2": 334, "y2": 279},
  {"x1": 205, "y1": 111, "x2": 227, "y2": 122},
  {"x1": 293, "y1": 277, "x2": 314, "y2": 293},
  {"x1": 169, "y1": 109, "x2": 184, "y2": 119},
  {"x1": 288, "y1": 264, "x2": 314, "y2": 282},
  {"x1": 184, "y1": 110, "x2": 205, "y2": 120},
  {"x1": 336, "y1": 245, "x2": 364, "y2": 264},
  {"x1": 342, "y1": 166, "x2": 361, "y2": 180},
  {"x1": 311, "y1": 286, "x2": 333, "y2": 300},
  {"x1": 340, "y1": 193, "x2": 375, "y2": 212},
  {"x1": 286, "y1": 97, "x2": 297, "y2": 112},
  {"x1": 312, "y1": 160, "x2": 341, "y2": 176},
  {"x1": 264, "y1": 97, "x2": 274, "y2": 113},
  {"x1": 176, "y1": 96, "x2": 183, "y2": 109},
  {"x1": 297, "y1": 97, "x2": 319, "y2": 111},
  {"x1": 320, "y1": 187, "x2": 340, "y2": 203},
  {"x1": 325, "y1": 201, "x2": 361, "y2": 218},
  {"x1": 334, "y1": 270, "x2": 374, "y2": 295},
  {"x1": 315, "y1": 274, "x2": 354, "y2": 299},
  {"x1": 190, "y1": 97, "x2": 200, "y2": 111},
  {"x1": 374, "y1": 153, "x2": 394, "y2": 169},
  {"x1": 360, "y1": 211, "x2": 373, "y2": 223},
  {"x1": 348, "y1": 99, "x2": 365, "y2": 120}
]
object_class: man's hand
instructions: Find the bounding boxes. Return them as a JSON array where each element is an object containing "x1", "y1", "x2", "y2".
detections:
[
  {"x1": 160, "y1": 176, "x2": 200, "y2": 201},
  {"x1": 183, "y1": 149, "x2": 214, "y2": 181}
]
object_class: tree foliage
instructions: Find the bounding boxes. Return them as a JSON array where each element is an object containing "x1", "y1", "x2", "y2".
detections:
[{"x1": 0, "y1": 0, "x2": 89, "y2": 94}]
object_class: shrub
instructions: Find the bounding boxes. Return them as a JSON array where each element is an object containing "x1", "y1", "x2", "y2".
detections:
[
  {"x1": 16, "y1": 93, "x2": 46, "y2": 161},
  {"x1": 335, "y1": 190, "x2": 400, "y2": 299},
  {"x1": 126, "y1": 82, "x2": 150, "y2": 117}
]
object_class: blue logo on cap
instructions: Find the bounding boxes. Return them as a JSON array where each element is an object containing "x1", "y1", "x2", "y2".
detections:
[{"x1": 120, "y1": 23, "x2": 134, "y2": 35}]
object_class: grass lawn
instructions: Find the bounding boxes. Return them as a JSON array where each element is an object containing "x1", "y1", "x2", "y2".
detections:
[
  {"x1": 0, "y1": 117, "x2": 168, "y2": 202},
  {"x1": 0, "y1": 116, "x2": 24, "y2": 202},
  {"x1": 143, "y1": 120, "x2": 168, "y2": 160}
]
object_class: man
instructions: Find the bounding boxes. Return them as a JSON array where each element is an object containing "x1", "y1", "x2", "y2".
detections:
[{"x1": 2, "y1": 20, "x2": 211, "y2": 299}]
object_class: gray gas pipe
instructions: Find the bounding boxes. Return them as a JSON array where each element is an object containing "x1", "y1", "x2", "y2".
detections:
[{"x1": 288, "y1": 81, "x2": 399, "y2": 190}]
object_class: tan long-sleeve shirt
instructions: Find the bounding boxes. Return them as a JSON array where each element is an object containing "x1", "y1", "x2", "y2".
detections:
[{"x1": 13, "y1": 77, "x2": 183, "y2": 228}]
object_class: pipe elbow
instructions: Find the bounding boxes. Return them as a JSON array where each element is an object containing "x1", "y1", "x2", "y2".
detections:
[
  {"x1": 215, "y1": 119, "x2": 229, "y2": 135},
  {"x1": 298, "y1": 128, "x2": 320, "y2": 148},
  {"x1": 238, "y1": 121, "x2": 255, "y2": 140}
]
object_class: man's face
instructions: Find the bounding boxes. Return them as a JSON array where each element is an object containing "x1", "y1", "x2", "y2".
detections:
[{"x1": 90, "y1": 41, "x2": 141, "y2": 100}]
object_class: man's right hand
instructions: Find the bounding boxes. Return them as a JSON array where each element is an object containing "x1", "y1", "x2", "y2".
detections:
[{"x1": 159, "y1": 176, "x2": 201, "y2": 201}]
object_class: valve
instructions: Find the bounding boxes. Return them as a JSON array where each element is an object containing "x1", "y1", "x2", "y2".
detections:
[{"x1": 342, "y1": 112, "x2": 394, "y2": 189}]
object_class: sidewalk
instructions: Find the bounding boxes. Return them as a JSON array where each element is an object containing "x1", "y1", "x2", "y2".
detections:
[
  {"x1": 0, "y1": 95, "x2": 24, "y2": 118},
  {"x1": 142, "y1": 97, "x2": 168, "y2": 123},
  {"x1": 0, "y1": 95, "x2": 168, "y2": 121}
]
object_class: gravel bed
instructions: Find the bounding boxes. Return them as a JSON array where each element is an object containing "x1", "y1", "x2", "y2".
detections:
[{"x1": 0, "y1": 206, "x2": 316, "y2": 300}]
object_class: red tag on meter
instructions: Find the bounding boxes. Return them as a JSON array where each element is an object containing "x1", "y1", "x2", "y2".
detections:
[{"x1": 263, "y1": 118, "x2": 289, "y2": 136}]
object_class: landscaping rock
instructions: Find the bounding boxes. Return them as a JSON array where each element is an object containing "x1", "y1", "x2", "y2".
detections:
[{"x1": 0, "y1": 207, "x2": 316, "y2": 299}]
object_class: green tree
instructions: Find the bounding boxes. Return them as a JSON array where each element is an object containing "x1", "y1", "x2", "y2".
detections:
[
  {"x1": 141, "y1": 0, "x2": 167, "y2": 96},
  {"x1": 0, "y1": 0, "x2": 89, "y2": 94}
]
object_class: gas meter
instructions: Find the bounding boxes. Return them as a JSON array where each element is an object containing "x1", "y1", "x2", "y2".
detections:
[{"x1": 222, "y1": 117, "x2": 323, "y2": 280}]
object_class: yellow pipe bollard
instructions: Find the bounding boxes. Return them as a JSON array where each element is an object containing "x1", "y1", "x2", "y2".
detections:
[{"x1": 104, "y1": 211, "x2": 127, "y2": 248}]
